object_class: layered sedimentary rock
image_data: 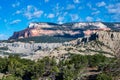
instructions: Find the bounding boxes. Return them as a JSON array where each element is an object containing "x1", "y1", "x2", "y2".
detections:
[{"x1": 9, "y1": 22, "x2": 120, "y2": 40}]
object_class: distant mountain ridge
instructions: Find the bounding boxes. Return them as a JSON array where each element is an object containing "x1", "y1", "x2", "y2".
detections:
[{"x1": 9, "y1": 22, "x2": 120, "y2": 40}]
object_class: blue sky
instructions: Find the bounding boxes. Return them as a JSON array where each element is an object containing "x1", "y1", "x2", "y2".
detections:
[{"x1": 0, "y1": 0, "x2": 120, "y2": 40}]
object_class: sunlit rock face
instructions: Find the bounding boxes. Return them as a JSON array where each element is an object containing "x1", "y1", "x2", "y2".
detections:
[
  {"x1": 50, "y1": 31, "x2": 120, "y2": 58},
  {"x1": 9, "y1": 22, "x2": 120, "y2": 40},
  {"x1": 97, "y1": 31, "x2": 120, "y2": 56}
]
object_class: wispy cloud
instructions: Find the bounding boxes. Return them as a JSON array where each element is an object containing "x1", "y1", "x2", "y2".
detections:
[
  {"x1": 12, "y1": 2, "x2": 20, "y2": 8},
  {"x1": 0, "y1": 34, "x2": 8, "y2": 40},
  {"x1": 86, "y1": 16, "x2": 93, "y2": 21},
  {"x1": 96, "y1": 17, "x2": 102, "y2": 21},
  {"x1": 92, "y1": 11, "x2": 100, "y2": 15},
  {"x1": 106, "y1": 3, "x2": 120, "y2": 21},
  {"x1": 107, "y1": 3, "x2": 120, "y2": 14},
  {"x1": 70, "y1": 14, "x2": 79, "y2": 21},
  {"x1": 63, "y1": 12, "x2": 68, "y2": 16},
  {"x1": 57, "y1": 16, "x2": 64, "y2": 24},
  {"x1": 87, "y1": 3, "x2": 97, "y2": 10},
  {"x1": 10, "y1": 19, "x2": 21, "y2": 24},
  {"x1": 24, "y1": 5, "x2": 44, "y2": 19},
  {"x1": 15, "y1": 10, "x2": 21, "y2": 14},
  {"x1": 47, "y1": 13, "x2": 55, "y2": 18},
  {"x1": 87, "y1": 3, "x2": 92, "y2": 9},
  {"x1": 66, "y1": 4, "x2": 75, "y2": 10},
  {"x1": 45, "y1": 0, "x2": 49, "y2": 3},
  {"x1": 73, "y1": 0, "x2": 80, "y2": 3},
  {"x1": 52, "y1": 3, "x2": 65, "y2": 18},
  {"x1": 96, "y1": 1, "x2": 106, "y2": 7}
]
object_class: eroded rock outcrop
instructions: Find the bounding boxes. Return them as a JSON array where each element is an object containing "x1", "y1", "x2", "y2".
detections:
[
  {"x1": 9, "y1": 22, "x2": 120, "y2": 40},
  {"x1": 50, "y1": 31, "x2": 120, "y2": 58}
]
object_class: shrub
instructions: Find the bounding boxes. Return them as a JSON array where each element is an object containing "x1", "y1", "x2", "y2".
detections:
[{"x1": 96, "y1": 73, "x2": 112, "y2": 80}]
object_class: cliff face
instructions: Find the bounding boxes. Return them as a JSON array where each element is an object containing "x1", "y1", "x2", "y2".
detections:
[
  {"x1": 96, "y1": 31, "x2": 120, "y2": 56},
  {"x1": 50, "y1": 31, "x2": 120, "y2": 58},
  {"x1": 9, "y1": 22, "x2": 118, "y2": 40}
]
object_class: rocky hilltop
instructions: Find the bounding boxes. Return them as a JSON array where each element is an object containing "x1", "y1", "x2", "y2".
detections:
[
  {"x1": 50, "y1": 31, "x2": 120, "y2": 58},
  {"x1": 9, "y1": 22, "x2": 120, "y2": 40}
]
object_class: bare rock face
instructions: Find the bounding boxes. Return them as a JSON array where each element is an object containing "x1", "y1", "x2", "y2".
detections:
[
  {"x1": 50, "y1": 31, "x2": 120, "y2": 58},
  {"x1": 9, "y1": 22, "x2": 119, "y2": 40},
  {"x1": 96, "y1": 31, "x2": 120, "y2": 56},
  {"x1": 0, "y1": 42, "x2": 63, "y2": 60}
]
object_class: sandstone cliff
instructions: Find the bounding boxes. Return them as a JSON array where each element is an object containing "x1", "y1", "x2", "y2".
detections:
[{"x1": 9, "y1": 22, "x2": 120, "y2": 40}]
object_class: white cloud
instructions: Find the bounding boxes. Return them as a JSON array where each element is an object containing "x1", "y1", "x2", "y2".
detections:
[
  {"x1": 58, "y1": 16, "x2": 64, "y2": 21},
  {"x1": 92, "y1": 11, "x2": 100, "y2": 15},
  {"x1": 58, "y1": 22, "x2": 63, "y2": 24},
  {"x1": 0, "y1": 34, "x2": 8, "y2": 40},
  {"x1": 96, "y1": 1, "x2": 106, "y2": 7},
  {"x1": 107, "y1": 3, "x2": 120, "y2": 14},
  {"x1": 33, "y1": 11, "x2": 43, "y2": 17},
  {"x1": 66, "y1": 4, "x2": 75, "y2": 10},
  {"x1": 92, "y1": 8, "x2": 97, "y2": 11},
  {"x1": 70, "y1": 14, "x2": 79, "y2": 21},
  {"x1": 12, "y1": 2, "x2": 20, "y2": 8},
  {"x1": 87, "y1": 3, "x2": 92, "y2": 9},
  {"x1": 86, "y1": 16, "x2": 93, "y2": 21},
  {"x1": 10, "y1": 19, "x2": 21, "y2": 24},
  {"x1": 52, "y1": 3, "x2": 65, "y2": 18},
  {"x1": 106, "y1": 3, "x2": 120, "y2": 21},
  {"x1": 47, "y1": 13, "x2": 55, "y2": 18},
  {"x1": 45, "y1": 0, "x2": 49, "y2": 3},
  {"x1": 52, "y1": 3, "x2": 60, "y2": 16},
  {"x1": 57, "y1": 16, "x2": 64, "y2": 24},
  {"x1": 73, "y1": 0, "x2": 80, "y2": 3},
  {"x1": 15, "y1": 10, "x2": 21, "y2": 14},
  {"x1": 54, "y1": 3, "x2": 60, "y2": 11},
  {"x1": 87, "y1": 3, "x2": 97, "y2": 10},
  {"x1": 63, "y1": 12, "x2": 68, "y2": 16},
  {"x1": 96, "y1": 18, "x2": 102, "y2": 21},
  {"x1": 24, "y1": 5, "x2": 44, "y2": 19}
]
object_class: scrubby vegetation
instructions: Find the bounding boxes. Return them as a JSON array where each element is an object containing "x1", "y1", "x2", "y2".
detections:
[
  {"x1": 0, "y1": 47, "x2": 8, "y2": 50},
  {"x1": 0, "y1": 54, "x2": 119, "y2": 80}
]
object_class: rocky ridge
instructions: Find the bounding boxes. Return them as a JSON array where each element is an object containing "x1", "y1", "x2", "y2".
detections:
[
  {"x1": 50, "y1": 31, "x2": 120, "y2": 58},
  {"x1": 9, "y1": 22, "x2": 120, "y2": 40}
]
